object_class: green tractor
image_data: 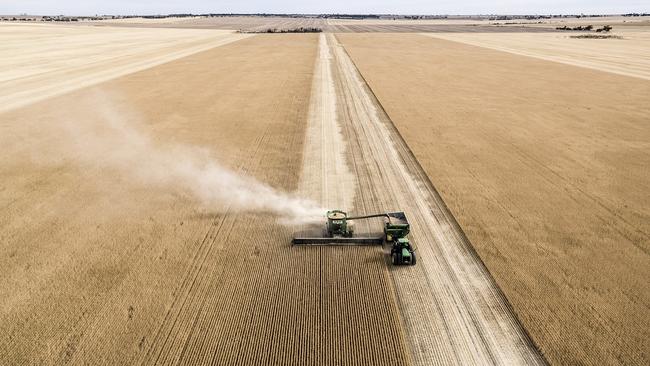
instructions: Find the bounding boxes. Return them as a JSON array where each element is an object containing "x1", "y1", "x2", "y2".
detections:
[{"x1": 384, "y1": 212, "x2": 416, "y2": 266}]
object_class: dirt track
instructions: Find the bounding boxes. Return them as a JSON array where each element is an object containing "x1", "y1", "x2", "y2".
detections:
[{"x1": 316, "y1": 33, "x2": 545, "y2": 365}]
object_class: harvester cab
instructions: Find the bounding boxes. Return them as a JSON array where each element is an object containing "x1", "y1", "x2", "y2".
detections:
[{"x1": 293, "y1": 210, "x2": 417, "y2": 266}]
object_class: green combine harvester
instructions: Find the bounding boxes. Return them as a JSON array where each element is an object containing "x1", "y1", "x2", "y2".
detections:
[{"x1": 292, "y1": 210, "x2": 416, "y2": 266}]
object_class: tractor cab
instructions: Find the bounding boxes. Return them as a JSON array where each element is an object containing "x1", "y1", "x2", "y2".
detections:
[{"x1": 391, "y1": 237, "x2": 416, "y2": 265}]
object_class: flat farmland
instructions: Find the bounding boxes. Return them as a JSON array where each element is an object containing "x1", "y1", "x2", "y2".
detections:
[
  {"x1": 0, "y1": 23, "x2": 248, "y2": 112},
  {"x1": 1, "y1": 22, "x2": 545, "y2": 366},
  {"x1": 3, "y1": 18, "x2": 648, "y2": 366},
  {"x1": 337, "y1": 33, "x2": 650, "y2": 365},
  {"x1": 299, "y1": 33, "x2": 544, "y2": 365},
  {"x1": 0, "y1": 31, "x2": 409, "y2": 365},
  {"x1": 426, "y1": 27, "x2": 650, "y2": 80},
  {"x1": 177, "y1": 16, "x2": 325, "y2": 31},
  {"x1": 93, "y1": 16, "x2": 326, "y2": 32},
  {"x1": 86, "y1": 15, "x2": 552, "y2": 33},
  {"x1": 326, "y1": 22, "x2": 552, "y2": 33}
]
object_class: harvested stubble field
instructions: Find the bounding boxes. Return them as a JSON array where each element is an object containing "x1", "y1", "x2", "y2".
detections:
[{"x1": 337, "y1": 32, "x2": 650, "y2": 365}]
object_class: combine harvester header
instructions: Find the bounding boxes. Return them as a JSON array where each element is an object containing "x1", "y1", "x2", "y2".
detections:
[{"x1": 293, "y1": 210, "x2": 417, "y2": 265}]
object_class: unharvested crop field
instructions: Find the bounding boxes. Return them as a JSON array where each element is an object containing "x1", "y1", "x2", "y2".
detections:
[
  {"x1": 1, "y1": 17, "x2": 648, "y2": 366},
  {"x1": 338, "y1": 32, "x2": 650, "y2": 365}
]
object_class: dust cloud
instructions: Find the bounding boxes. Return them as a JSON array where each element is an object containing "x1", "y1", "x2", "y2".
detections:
[{"x1": 30, "y1": 92, "x2": 325, "y2": 224}]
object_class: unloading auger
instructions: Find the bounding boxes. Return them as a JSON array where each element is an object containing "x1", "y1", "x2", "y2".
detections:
[{"x1": 292, "y1": 210, "x2": 416, "y2": 266}]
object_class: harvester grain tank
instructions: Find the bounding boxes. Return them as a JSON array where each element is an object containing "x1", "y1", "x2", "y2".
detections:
[{"x1": 326, "y1": 210, "x2": 353, "y2": 237}]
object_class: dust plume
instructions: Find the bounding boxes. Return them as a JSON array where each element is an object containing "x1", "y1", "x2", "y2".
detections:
[{"x1": 41, "y1": 92, "x2": 325, "y2": 224}]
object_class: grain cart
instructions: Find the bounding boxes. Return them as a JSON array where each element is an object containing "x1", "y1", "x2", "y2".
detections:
[{"x1": 383, "y1": 212, "x2": 416, "y2": 265}]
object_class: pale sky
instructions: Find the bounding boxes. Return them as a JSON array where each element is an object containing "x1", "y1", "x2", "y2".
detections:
[{"x1": 1, "y1": 1, "x2": 648, "y2": 16}]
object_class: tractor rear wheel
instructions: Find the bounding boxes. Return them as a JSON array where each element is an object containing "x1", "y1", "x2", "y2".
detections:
[{"x1": 411, "y1": 251, "x2": 417, "y2": 265}]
